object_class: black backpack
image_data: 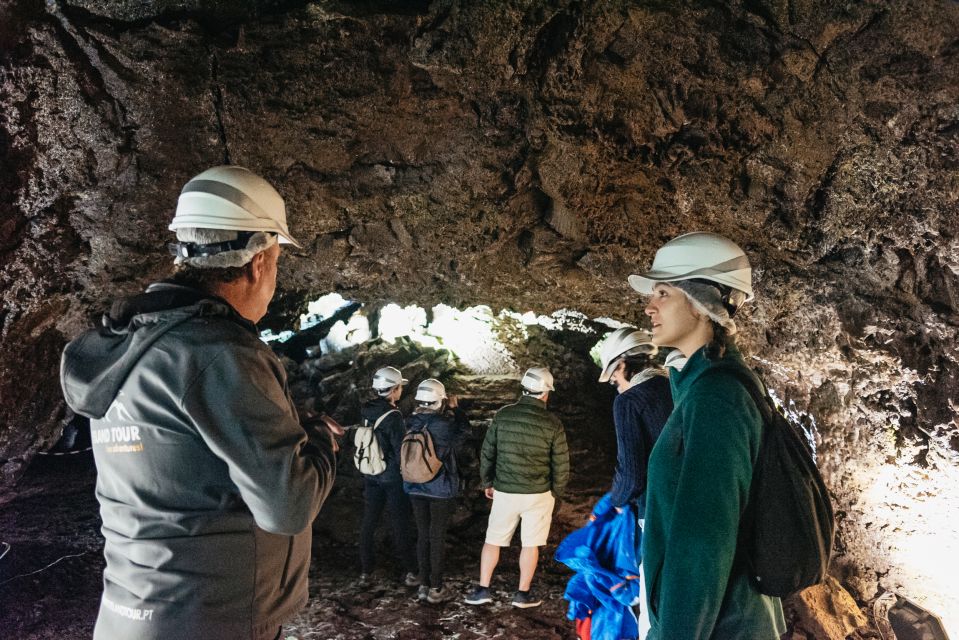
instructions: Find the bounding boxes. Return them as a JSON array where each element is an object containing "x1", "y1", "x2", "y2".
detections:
[{"x1": 711, "y1": 367, "x2": 836, "y2": 597}]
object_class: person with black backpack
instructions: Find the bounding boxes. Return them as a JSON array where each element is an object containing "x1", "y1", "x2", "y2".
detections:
[
  {"x1": 631, "y1": 232, "x2": 788, "y2": 640},
  {"x1": 356, "y1": 366, "x2": 419, "y2": 588},
  {"x1": 401, "y1": 378, "x2": 469, "y2": 604}
]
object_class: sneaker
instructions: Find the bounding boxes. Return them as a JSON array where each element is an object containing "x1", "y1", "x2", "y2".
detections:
[
  {"x1": 511, "y1": 590, "x2": 542, "y2": 608},
  {"x1": 417, "y1": 585, "x2": 430, "y2": 601},
  {"x1": 426, "y1": 586, "x2": 453, "y2": 604},
  {"x1": 403, "y1": 572, "x2": 422, "y2": 587},
  {"x1": 357, "y1": 573, "x2": 371, "y2": 587},
  {"x1": 464, "y1": 585, "x2": 493, "y2": 605}
]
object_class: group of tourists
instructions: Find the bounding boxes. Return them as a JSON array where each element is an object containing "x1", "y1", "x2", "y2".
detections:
[
  {"x1": 61, "y1": 165, "x2": 796, "y2": 639},
  {"x1": 355, "y1": 362, "x2": 569, "y2": 609}
]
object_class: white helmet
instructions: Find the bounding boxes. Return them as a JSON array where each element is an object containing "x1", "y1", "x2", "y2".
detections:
[
  {"x1": 170, "y1": 166, "x2": 302, "y2": 248},
  {"x1": 521, "y1": 367, "x2": 554, "y2": 394},
  {"x1": 415, "y1": 378, "x2": 447, "y2": 404},
  {"x1": 628, "y1": 232, "x2": 753, "y2": 300},
  {"x1": 597, "y1": 327, "x2": 658, "y2": 383},
  {"x1": 372, "y1": 366, "x2": 408, "y2": 394}
]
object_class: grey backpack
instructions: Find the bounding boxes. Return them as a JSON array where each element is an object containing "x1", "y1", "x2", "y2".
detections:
[{"x1": 353, "y1": 410, "x2": 399, "y2": 476}]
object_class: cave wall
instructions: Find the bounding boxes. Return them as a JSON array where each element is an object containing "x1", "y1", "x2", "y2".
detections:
[{"x1": 2, "y1": 0, "x2": 958, "y2": 625}]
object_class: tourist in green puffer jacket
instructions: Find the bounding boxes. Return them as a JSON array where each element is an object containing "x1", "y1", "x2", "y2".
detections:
[
  {"x1": 465, "y1": 367, "x2": 569, "y2": 609},
  {"x1": 629, "y1": 232, "x2": 786, "y2": 640}
]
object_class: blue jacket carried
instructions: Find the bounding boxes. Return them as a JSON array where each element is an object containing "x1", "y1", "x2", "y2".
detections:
[
  {"x1": 403, "y1": 408, "x2": 467, "y2": 499},
  {"x1": 556, "y1": 494, "x2": 642, "y2": 640}
]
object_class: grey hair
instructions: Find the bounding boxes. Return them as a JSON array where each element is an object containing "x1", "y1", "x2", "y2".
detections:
[{"x1": 174, "y1": 228, "x2": 277, "y2": 268}]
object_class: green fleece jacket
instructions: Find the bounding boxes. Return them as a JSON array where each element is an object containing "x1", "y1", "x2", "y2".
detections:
[
  {"x1": 480, "y1": 395, "x2": 569, "y2": 496},
  {"x1": 642, "y1": 345, "x2": 786, "y2": 640}
]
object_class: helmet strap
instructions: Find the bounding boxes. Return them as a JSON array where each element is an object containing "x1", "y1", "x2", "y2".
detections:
[{"x1": 169, "y1": 231, "x2": 272, "y2": 259}]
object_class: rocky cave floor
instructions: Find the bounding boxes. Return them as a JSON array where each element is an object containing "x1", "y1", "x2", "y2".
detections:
[{"x1": 0, "y1": 429, "x2": 886, "y2": 640}]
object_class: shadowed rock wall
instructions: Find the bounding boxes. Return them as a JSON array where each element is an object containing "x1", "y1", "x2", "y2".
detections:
[{"x1": 2, "y1": 0, "x2": 958, "y2": 626}]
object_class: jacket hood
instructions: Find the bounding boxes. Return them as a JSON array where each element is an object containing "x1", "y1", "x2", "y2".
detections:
[
  {"x1": 61, "y1": 282, "x2": 253, "y2": 419},
  {"x1": 408, "y1": 410, "x2": 449, "y2": 430}
]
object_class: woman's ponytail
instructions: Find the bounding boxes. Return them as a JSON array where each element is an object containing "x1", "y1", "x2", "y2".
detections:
[{"x1": 705, "y1": 321, "x2": 732, "y2": 360}]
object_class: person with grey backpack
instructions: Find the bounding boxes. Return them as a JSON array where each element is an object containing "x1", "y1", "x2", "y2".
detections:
[
  {"x1": 356, "y1": 367, "x2": 419, "y2": 588},
  {"x1": 401, "y1": 379, "x2": 469, "y2": 604}
]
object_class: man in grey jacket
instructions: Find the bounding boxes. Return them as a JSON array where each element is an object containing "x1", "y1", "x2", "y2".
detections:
[{"x1": 61, "y1": 166, "x2": 337, "y2": 640}]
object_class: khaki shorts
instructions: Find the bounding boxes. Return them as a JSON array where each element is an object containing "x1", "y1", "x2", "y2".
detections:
[{"x1": 485, "y1": 490, "x2": 555, "y2": 547}]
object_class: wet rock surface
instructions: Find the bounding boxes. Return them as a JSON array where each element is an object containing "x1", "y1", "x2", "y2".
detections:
[{"x1": 2, "y1": 0, "x2": 958, "y2": 634}]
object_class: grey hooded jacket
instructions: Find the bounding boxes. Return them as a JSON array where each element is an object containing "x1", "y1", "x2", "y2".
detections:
[{"x1": 60, "y1": 283, "x2": 336, "y2": 640}]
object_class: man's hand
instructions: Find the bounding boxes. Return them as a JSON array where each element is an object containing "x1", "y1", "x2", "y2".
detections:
[
  {"x1": 484, "y1": 487, "x2": 494, "y2": 499},
  {"x1": 302, "y1": 413, "x2": 344, "y2": 453},
  {"x1": 319, "y1": 415, "x2": 344, "y2": 453},
  {"x1": 319, "y1": 414, "x2": 345, "y2": 437}
]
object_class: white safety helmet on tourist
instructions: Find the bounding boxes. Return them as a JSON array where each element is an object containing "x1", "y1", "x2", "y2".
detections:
[
  {"x1": 415, "y1": 378, "x2": 447, "y2": 404},
  {"x1": 628, "y1": 232, "x2": 753, "y2": 300},
  {"x1": 597, "y1": 327, "x2": 658, "y2": 383},
  {"x1": 372, "y1": 366, "x2": 408, "y2": 395},
  {"x1": 170, "y1": 165, "x2": 302, "y2": 248},
  {"x1": 521, "y1": 367, "x2": 555, "y2": 394}
]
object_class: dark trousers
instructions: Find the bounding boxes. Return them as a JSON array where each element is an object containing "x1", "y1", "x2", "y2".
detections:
[
  {"x1": 359, "y1": 478, "x2": 417, "y2": 575},
  {"x1": 410, "y1": 496, "x2": 455, "y2": 589}
]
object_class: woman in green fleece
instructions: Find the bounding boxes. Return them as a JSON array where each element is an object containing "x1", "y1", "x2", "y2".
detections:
[{"x1": 628, "y1": 232, "x2": 786, "y2": 640}]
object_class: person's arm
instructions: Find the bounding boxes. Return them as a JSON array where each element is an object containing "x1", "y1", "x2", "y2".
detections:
[
  {"x1": 384, "y1": 409, "x2": 405, "y2": 459},
  {"x1": 656, "y1": 382, "x2": 759, "y2": 639},
  {"x1": 181, "y1": 343, "x2": 336, "y2": 536},
  {"x1": 550, "y1": 419, "x2": 570, "y2": 498},
  {"x1": 450, "y1": 401, "x2": 469, "y2": 446},
  {"x1": 479, "y1": 418, "x2": 497, "y2": 490},
  {"x1": 609, "y1": 394, "x2": 644, "y2": 509},
  {"x1": 636, "y1": 387, "x2": 673, "y2": 499}
]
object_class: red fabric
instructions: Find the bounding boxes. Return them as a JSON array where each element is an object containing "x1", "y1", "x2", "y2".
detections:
[{"x1": 575, "y1": 616, "x2": 592, "y2": 640}]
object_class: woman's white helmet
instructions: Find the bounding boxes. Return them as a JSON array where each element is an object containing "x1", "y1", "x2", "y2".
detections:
[
  {"x1": 372, "y1": 366, "x2": 408, "y2": 395},
  {"x1": 170, "y1": 166, "x2": 302, "y2": 248},
  {"x1": 415, "y1": 378, "x2": 447, "y2": 405},
  {"x1": 628, "y1": 232, "x2": 753, "y2": 300},
  {"x1": 597, "y1": 327, "x2": 658, "y2": 382}
]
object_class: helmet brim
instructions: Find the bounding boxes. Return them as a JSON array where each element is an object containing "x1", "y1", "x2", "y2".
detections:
[
  {"x1": 598, "y1": 360, "x2": 618, "y2": 383},
  {"x1": 629, "y1": 271, "x2": 754, "y2": 301},
  {"x1": 171, "y1": 194, "x2": 303, "y2": 249},
  {"x1": 277, "y1": 233, "x2": 303, "y2": 249},
  {"x1": 628, "y1": 272, "x2": 669, "y2": 294}
]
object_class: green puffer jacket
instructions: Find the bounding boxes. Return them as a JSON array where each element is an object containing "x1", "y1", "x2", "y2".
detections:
[
  {"x1": 642, "y1": 344, "x2": 786, "y2": 640},
  {"x1": 480, "y1": 395, "x2": 569, "y2": 496}
]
